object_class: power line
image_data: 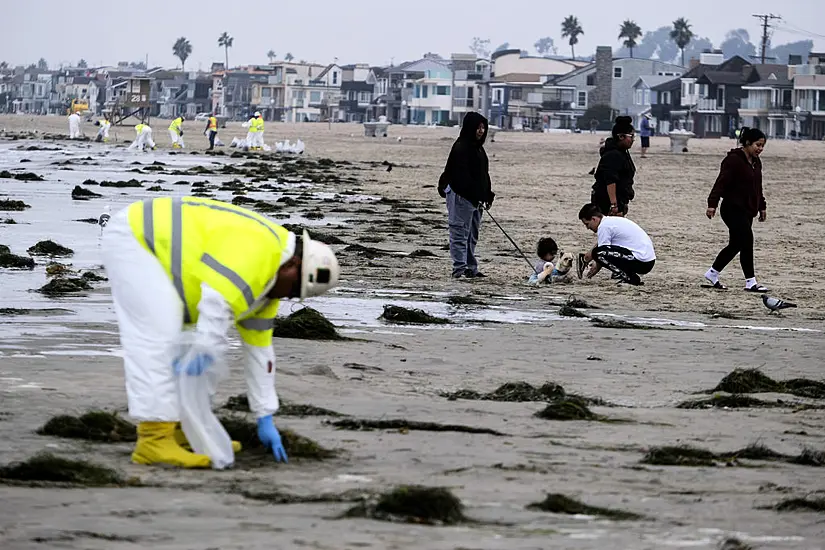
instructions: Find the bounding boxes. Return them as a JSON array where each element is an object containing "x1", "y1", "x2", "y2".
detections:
[
  {"x1": 752, "y1": 13, "x2": 782, "y2": 64},
  {"x1": 775, "y1": 21, "x2": 825, "y2": 41}
]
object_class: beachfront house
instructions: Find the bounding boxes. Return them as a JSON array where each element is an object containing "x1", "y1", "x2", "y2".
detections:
[{"x1": 791, "y1": 52, "x2": 825, "y2": 140}]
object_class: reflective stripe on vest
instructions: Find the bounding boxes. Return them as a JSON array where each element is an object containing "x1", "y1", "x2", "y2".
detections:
[{"x1": 237, "y1": 317, "x2": 275, "y2": 331}]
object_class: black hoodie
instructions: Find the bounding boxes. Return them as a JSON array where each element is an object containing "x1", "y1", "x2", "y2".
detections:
[
  {"x1": 592, "y1": 137, "x2": 636, "y2": 206},
  {"x1": 707, "y1": 148, "x2": 766, "y2": 216},
  {"x1": 438, "y1": 112, "x2": 495, "y2": 207}
]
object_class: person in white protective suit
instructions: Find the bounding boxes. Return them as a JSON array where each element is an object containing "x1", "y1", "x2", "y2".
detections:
[
  {"x1": 94, "y1": 118, "x2": 111, "y2": 142},
  {"x1": 68, "y1": 112, "x2": 81, "y2": 139},
  {"x1": 251, "y1": 111, "x2": 265, "y2": 150},
  {"x1": 100, "y1": 196, "x2": 340, "y2": 468},
  {"x1": 128, "y1": 122, "x2": 156, "y2": 152}
]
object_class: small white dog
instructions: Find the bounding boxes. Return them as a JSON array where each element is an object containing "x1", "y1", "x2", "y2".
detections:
[{"x1": 534, "y1": 252, "x2": 575, "y2": 285}]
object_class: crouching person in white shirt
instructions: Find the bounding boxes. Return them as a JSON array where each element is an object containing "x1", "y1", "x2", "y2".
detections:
[{"x1": 578, "y1": 203, "x2": 655, "y2": 286}]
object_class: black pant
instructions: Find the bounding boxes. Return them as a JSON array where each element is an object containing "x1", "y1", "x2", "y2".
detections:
[
  {"x1": 207, "y1": 130, "x2": 217, "y2": 150},
  {"x1": 591, "y1": 189, "x2": 629, "y2": 216},
  {"x1": 593, "y1": 245, "x2": 654, "y2": 285},
  {"x1": 712, "y1": 203, "x2": 755, "y2": 278}
]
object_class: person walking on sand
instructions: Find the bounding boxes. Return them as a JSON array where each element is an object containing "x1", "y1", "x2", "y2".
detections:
[
  {"x1": 168, "y1": 115, "x2": 185, "y2": 149},
  {"x1": 438, "y1": 111, "x2": 496, "y2": 279},
  {"x1": 577, "y1": 203, "x2": 655, "y2": 286},
  {"x1": 591, "y1": 116, "x2": 637, "y2": 216},
  {"x1": 639, "y1": 114, "x2": 652, "y2": 158},
  {"x1": 68, "y1": 112, "x2": 81, "y2": 139},
  {"x1": 100, "y1": 196, "x2": 341, "y2": 468},
  {"x1": 703, "y1": 127, "x2": 769, "y2": 292},
  {"x1": 204, "y1": 112, "x2": 218, "y2": 150}
]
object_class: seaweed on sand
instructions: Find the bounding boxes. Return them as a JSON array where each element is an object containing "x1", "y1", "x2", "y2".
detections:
[
  {"x1": 0, "y1": 252, "x2": 35, "y2": 269},
  {"x1": 0, "y1": 171, "x2": 44, "y2": 181},
  {"x1": 534, "y1": 398, "x2": 602, "y2": 421},
  {"x1": 558, "y1": 304, "x2": 590, "y2": 318},
  {"x1": 641, "y1": 445, "x2": 720, "y2": 467},
  {"x1": 590, "y1": 317, "x2": 658, "y2": 330},
  {"x1": 45, "y1": 262, "x2": 74, "y2": 278},
  {"x1": 222, "y1": 393, "x2": 344, "y2": 417},
  {"x1": 341, "y1": 486, "x2": 469, "y2": 525},
  {"x1": 708, "y1": 369, "x2": 825, "y2": 399},
  {"x1": 0, "y1": 453, "x2": 127, "y2": 486},
  {"x1": 218, "y1": 415, "x2": 336, "y2": 460},
  {"x1": 526, "y1": 493, "x2": 644, "y2": 520},
  {"x1": 443, "y1": 381, "x2": 566, "y2": 403},
  {"x1": 645, "y1": 443, "x2": 824, "y2": 468},
  {"x1": 99, "y1": 179, "x2": 142, "y2": 188},
  {"x1": 0, "y1": 244, "x2": 9, "y2": 255},
  {"x1": 71, "y1": 186, "x2": 102, "y2": 200},
  {"x1": 280, "y1": 224, "x2": 347, "y2": 245},
  {"x1": 408, "y1": 249, "x2": 436, "y2": 258},
  {"x1": 38, "y1": 277, "x2": 92, "y2": 295},
  {"x1": 379, "y1": 304, "x2": 450, "y2": 325},
  {"x1": 446, "y1": 295, "x2": 486, "y2": 306},
  {"x1": 0, "y1": 199, "x2": 31, "y2": 211},
  {"x1": 341, "y1": 243, "x2": 391, "y2": 259},
  {"x1": 328, "y1": 418, "x2": 505, "y2": 436},
  {"x1": 772, "y1": 497, "x2": 825, "y2": 513},
  {"x1": 81, "y1": 271, "x2": 107, "y2": 282},
  {"x1": 271, "y1": 307, "x2": 345, "y2": 340},
  {"x1": 676, "y1": 394, "x2": 784, "y2": 409},
  {"x1": 74, "y1": 217, "x2": 99, "y2": 224},
  {"x1": 789, "y1": 448, "x2": 825, "y2": 467},
  {"x1": 27, "y1": 240, "x2": 74, "y2": 257},
  {"x1": 37, "y1": 411, "x2": 137, "y2": 442}
]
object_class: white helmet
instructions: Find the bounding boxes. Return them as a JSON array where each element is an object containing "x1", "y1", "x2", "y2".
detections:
[
  {"x1": 300, "y1": 230, "x2": 339, "y2": 299},
  {"x1": 254, "y1": 111, "x2": 261, "y2": 117}
]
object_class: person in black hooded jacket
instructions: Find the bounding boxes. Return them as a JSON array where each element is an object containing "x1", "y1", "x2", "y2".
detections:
[
  {"x1": 592, "y1": 116, "x2": 637, "y2": 216},
  {"x1": 438, "y1": 112, "x2": 495, "y2": 278}
]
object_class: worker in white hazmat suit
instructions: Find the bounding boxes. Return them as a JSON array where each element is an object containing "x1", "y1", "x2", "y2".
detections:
[
  {"x1": 251, "y1": 111, "x2": 265, "y2": 150},
  {"x1": 94, "y1": 118, "x2": 111, "y2": 142},
  {"x1": 128, "y1": 123, "x2": 156, "y2": 152},
  {"x1": 68, "y1": 112, "x2": 81, "y2": 139},
  {"x1": 100, "y1": 196, "x2": 340, "y2": 468},
  {"x1": 168, "y1": 115, "x2": 185, "y2": 149}
]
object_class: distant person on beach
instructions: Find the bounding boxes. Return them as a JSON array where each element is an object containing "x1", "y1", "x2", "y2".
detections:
[
  {"x1": 639, "y1": 114, "x2": 652, "y2": 158},
  {"x1": 128, "y1": 122, "x2": 155, "y2": 151},
  {"x1": 589, "y1": 117, "x2": 598, "y2": 134},
  {"x1": 438, "y1": 111, "x2": 495, "y2": 279},
  {"x1": 204, "y1": 113, "x2": 218, "y2": 150},
  {"x1": 591, "y1": 116, "x2": 636, "y2": 216},
  {"x1": 703, "y1": 127, "x2": 769, "y2": 292},
  {"x1": 100, "y1": 197, "x2": 340, "y2": 468},
  {"x1": 578, "y1": 203, "x2": 655, "y2": 286}
]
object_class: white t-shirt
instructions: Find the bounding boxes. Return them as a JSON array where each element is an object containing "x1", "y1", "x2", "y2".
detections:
[{"x1": 596, "y1": 216, "x2": 656, "y2": 262}]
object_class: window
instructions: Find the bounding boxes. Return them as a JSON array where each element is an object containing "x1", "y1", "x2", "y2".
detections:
[
  {"x1": 467, "y1": 87, "x2": 474, "y2": 99},
  {"x1": 644, "y1": 90, "x2": 650, "y2": 105},
  {"x1": 662, "y1": 91, "x2": 671, "y2": 105},
  {"x1": 332, "y1": 72, "x2": 338, "y2": 85},
  {"x1": 688, "y1": 83, "x2": 695, "y2": 95},
  {"x1": 635, "y1": 89, "x2": 643, "y2": 105},
  {"x1": 511, "y1": 88, "x2": 522, "y2": 100},
  {"x1": 577, "y1": 91, "x2": 587, "y2": 108},
  {"x1": 310, "y1": 91, "x2": 321, "y2": 103},
  {"x1": 494, "y1": 89, "x2": 503, "y2": 103},
  {"x1": 613, "y1": 67, "x2": 623, "y2": 78},
  {"x1": 262, "y1": 87, "x2": 271, "y2": 99},
  {"x1": 358, "y1": 91, "x2": 370, "y2": 103},
  {"x1": 436, "y1": 85, "x2": 450, "y2": 95},
  {"x1": 422, "y1": 85, "x2": 429, "y2": 98},
  {"x1": 818, "y1": 90, "x2": 825, "y2": 111},
  {"x1": 414, "y1": 85, "x2": 421, "y2": 99},
  {"x1": 586, "y1": 73, "x2": 596, "y2": 86}
]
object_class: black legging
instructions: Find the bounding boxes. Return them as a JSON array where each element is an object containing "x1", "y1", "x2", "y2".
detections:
[{"x1": 712, "y1": 203, "x2": 754, "y2": 278}]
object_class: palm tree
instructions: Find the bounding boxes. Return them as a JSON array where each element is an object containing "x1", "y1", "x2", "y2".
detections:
[
  {"x1": 173, "y1": 37, "x2": 192, "y2": 71},
  {"x1": 37, "y1": 58, "x2": 48, "y2": 70},
  {"x1": 267, "y1": 50, "x2": 276, "y2": 63},
  {"x1": 218, "y1": 32, "x2": 233, "y2": 70},
  {"x1": 77, "y1": 59, "x2": 88, "y2": 68},
  {"x1": 619, "y1": 20, "x2": 642, "y2": 58},
  {"x1": 670, "y1": 18, "x2": 694, "y2": 66},
  {"x1": 284, "y1": 52, "x2": 294, "y2": 62},
  {"x1": 561, "y1": 16, "x2": 584, "y2": 60}
]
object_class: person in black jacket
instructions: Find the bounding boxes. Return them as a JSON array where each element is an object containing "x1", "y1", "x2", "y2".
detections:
[
  {"x1": 592, "y1": 116, "x2": 637, "y2": 216},
  {"x1": 438, "y1": 112, "x2": 495, "y2": 278},
  {"x1": 704, "y1": 127, "x2": 769, "y2": 292}
]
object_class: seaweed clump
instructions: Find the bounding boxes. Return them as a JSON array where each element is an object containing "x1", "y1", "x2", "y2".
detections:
[
  {"x1": 71, "y1": 186, "x2": 102, "y2": 200},
  {"x1": 222, "y1": 394, "x2": 344, "y2": 417},
  {"x1": 558, "y1": 304, "x2": 590, "y2": 318},
  {"x1": 38, "y1": 277, "x2": 92, "y2": 296},
  {"x1": 380, "y1": 304, "x2": 450, "y2": 325},
  {"x1": 0, "y1": 251, "x2": 35, "y2": 269},
  {"x1": 709, "y1": 368, "x2": 825, "y2": 399},
  {"x1": 342, "y1": 486, "x2": 468, "y2": 525},
  {"x1": 526, "y1": 493, "x2": 643, "y2": 520},
  {"x1": 676, "y1": 394, "x2": 784, "y2": 409},
  {"x1": 37, "y1": 411, "x2": 137, "y2": 442},
  {"x1": 0, "y1": 453, "x2": 126, "y2": 486},
  {"x1": 444, "y1": 381, "x2": 565, "y2": 402},
  {"x1": 640, "y1": 445, "x2": 720, "y2": 467},
  {"x1": 446, "y1": 295, "x2": 486, "y2": 306},
  {"x1": 27, "y1": 240, "x2": 74, "y2": 257},
  {"x1": 772, "y1": 497, "x2": 825, "y2": 513},
  {"x1": 329, "y1": 418, "x2": 505, "y2": 436},
  {"x1": 218, "y1": 415, "x2": 336, "y2": 460},
  {"x1": 271, "y1": 307, "x2": 344, "y2": 340},
  {"x1": 0, "y1": 199, "x2": 31, "y2": 211},
  {"x1": 534, "y1": 398, "x2": 601, "y2": 421}
]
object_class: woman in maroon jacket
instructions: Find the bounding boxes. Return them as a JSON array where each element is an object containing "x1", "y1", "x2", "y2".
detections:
[{"x1": 703, "y1": 127, "x2": 769, "y2": 292}]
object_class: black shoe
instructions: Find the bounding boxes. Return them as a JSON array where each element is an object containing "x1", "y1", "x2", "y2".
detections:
[{"x1": 465, "y1": 270, "x2": 486, "y2": 278}]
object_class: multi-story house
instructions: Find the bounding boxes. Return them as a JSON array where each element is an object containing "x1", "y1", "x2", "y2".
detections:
[
  {"x1": 450, "y1": 54, "x2": 489, "y2": 124},
  {"x1": 544, "y1": 47, "x2": 684, "y2": 130},
  {"x1": 381, "y1": 55, "x2": 447, "y2": 124},
  {"x1": 214, "y1": 65, "x2": 271, "y2": 121},
  {"x1": 409, "y1": 63, "x2": 453, "y2": 124},
  {"x1": 631, "y1": 75, "x2": 682, "y2": 129},
  {"x1": 649, "y1": 78, "x2": 682, "y2": 133},
  {"x1": 338, "y1": 63, "x2": 376, "y2": 122},
  {"x1": 738, "y1": 64, "x2": 794, "y2": 138},
  {"x1": 791, "y1": 52, "x2": 825, "y2": 140},
  {"x1": 147, "y1": 70, "x2": 212, "y2": 118}
]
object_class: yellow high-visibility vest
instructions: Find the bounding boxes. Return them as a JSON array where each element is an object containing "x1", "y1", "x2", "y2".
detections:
[
  {"x1": 247, "y1": 117, "x2": 259, "y2": 132},
  {"x1": 253, "y1": 117, "x2": 264, "y2": 132},
  {"x1": 208, "y1": 116, "x2": 217, "y2": 131},
  {"x1": 126, "y1": 196, "x2": 292, "y2": 347},
  {"x1": 135, "y1": 124, "x2": 146, "y2": 134},
  {"x1": 169, "y1": 117, "x2": 183, "y2": 132}
]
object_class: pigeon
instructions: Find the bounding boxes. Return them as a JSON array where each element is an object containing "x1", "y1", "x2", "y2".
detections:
[
  {"x1": 762, "y1": 294, "x2": 797, "y2": 313},
  {"x1": 98, "y1": 205, "x2": 111, "y2": 236}
]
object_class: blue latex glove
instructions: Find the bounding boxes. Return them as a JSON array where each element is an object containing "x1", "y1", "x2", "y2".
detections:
[
  {"x1": 172, "y1": 352, "x2": 214, "y2": 376},
  {"x1": 257, "y1": 415, "x2": 288, "y2": 463}
]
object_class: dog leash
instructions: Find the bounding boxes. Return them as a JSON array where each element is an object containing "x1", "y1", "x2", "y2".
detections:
[{"x1": 483, "y1": 207, "x2": 536, "y2": 272}]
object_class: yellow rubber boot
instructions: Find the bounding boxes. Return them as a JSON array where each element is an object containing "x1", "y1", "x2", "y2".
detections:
[
  {"x1": 173, "y1": 423, "x2": 242, "y2": 453},
  {"x1": 131, "y1": 422, "x2": 211, "y2": 468}
]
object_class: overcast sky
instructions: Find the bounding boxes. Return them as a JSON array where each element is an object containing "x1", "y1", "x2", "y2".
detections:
[{"x1": 3, "y1": 0, "x2": 823, "y2": 69}]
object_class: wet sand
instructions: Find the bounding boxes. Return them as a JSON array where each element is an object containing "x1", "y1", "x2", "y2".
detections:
[{"x1": 1, "y1": 115, "x2": 824, "y2": 549}]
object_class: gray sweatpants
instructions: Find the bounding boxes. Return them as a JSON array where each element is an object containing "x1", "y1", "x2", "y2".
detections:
[{"x1": 446, "y1": 189, "x2": 482, "y2": 277}]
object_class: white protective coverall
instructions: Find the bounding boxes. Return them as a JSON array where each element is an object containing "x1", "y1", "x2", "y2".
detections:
[
  {"x1": 68, "y1": 113, "x2": 81, "y2": 138},
  {"x1": 128, "y1": 124, "x2": 155, "y2": 151},
  {"x1": 96, "y1": 120, "x2": 111, "y2": 142},
  {"x1": 101, "y1": 198, "x2": 294, "y2": 423}
]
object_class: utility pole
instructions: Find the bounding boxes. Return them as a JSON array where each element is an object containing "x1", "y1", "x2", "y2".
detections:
[{"x1": 752, "y1": 14, "x2": 781, "y2": 64}]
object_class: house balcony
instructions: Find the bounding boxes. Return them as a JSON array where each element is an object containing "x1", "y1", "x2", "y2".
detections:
[
  {"x1": 768, "y1": 102, "x2": 794, "y2": 115},
  {"x1": 696, "y1": 97, "x2": 724, "y2": 112},
  {"x1": 541, "y1": 99, "x2": 573, "y2": 111},
  {"x1": 453, "y1": 98, "x2": 475, "y2": 108}
]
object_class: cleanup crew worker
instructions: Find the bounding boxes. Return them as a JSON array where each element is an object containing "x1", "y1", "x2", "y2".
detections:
[
  {"x1": 128, "y1": 123, "x2": 156, "y2": 151},
  {"x1": 94, "y1": 118, "x2": 111, "y2": 142},
  {"x1": 101, "y1": 196, "x2": 341, "y2": 468},
  {"x1": 251, "y1": 111, "x2": 265, "y2": 150},
  {"x1": 244, "y1": 112, "x2": 260, "y2": 150},
  {"x1": 168, "y1": 115, "x2": 185, "y2": 148},
  {"x1": 204, "y1": 113, "x2": 218, "y2": 150}
]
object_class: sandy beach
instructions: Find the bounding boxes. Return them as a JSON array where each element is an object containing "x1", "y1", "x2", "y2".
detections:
[{"x1": 1, "y1": 114, "x2": 824, "y2": 549}]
